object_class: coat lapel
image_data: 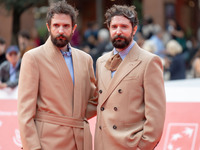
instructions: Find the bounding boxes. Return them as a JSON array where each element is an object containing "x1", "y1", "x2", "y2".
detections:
[
  {"x1": 71, "y1": 48, "x2": 82, "y2": 117},
  {"x1": 44, "y1": 37, "x2": 74, "y2": 96},
  {"x1": 100, "y1": 43, "x2": 142, "y2": 106},
  {"x1": 99, "y1": 52, "x2": 112, "y2": 89}
]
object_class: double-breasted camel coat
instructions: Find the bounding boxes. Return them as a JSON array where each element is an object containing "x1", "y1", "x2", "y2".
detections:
[
  {"x1": 95, "y1": 43, "x2": 166, "y2": 150},
  {"x1": 18, "y1": 37, "x2": 97, "y2": 150}
]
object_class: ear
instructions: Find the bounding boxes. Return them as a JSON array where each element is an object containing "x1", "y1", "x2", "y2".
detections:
[
  {"x1": 46, "y1": 23, "x2": 50, "y2": 32},
  {"x1": 72, "y1": 24, "x2": 77, "y2": 34},
  {"x1": 133, "y1": 25, "x2": 138, "y2": 35}
]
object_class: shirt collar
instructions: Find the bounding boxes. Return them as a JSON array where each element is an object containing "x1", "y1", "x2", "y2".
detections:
[
  {"x1": 113, "y1": 40, "x2": 135, "y2": 60},
  {"x1": 60, "y1": 44, "x2": 72, "y2": 57}
]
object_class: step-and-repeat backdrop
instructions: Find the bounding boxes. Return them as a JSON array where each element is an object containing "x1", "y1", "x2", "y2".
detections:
[{"x1": 1, "y1": 79, "x2": 200, "y2": 150}]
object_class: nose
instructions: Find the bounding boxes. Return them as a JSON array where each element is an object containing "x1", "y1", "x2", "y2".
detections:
[
  {"x1": 116, "y1": 27, "x2": 122, "y2": 35},
  {"x1": 58, "y1": 26, "x2": 64, "y2": 34}
]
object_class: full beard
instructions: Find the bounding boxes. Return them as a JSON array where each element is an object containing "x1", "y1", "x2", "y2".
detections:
[
  {"x1": 51, "y1": 33, "x2": 72, "y2": 48},
  {"x1": 111, "y1": 35, "x2": 133, "y2": 49}
]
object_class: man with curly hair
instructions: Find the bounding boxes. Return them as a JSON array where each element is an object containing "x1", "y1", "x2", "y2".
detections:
[{"x1": 94, "y1": 5, "x2": 166, "y2": 150}]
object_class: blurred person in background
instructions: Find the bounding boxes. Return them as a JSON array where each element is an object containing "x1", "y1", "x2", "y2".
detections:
[
  {"x1": 142, "y1": 40, "x2": 166, "y2": 69},
  {"x1": 141, "y1": 16, "x2": 157, "y2": 39},
  {"x1": 165, "y1": 40, "x2": 186, "y2": 80},
  {"x1": 0, "y1": 37, "x2": 6, "y2": 64},
  {"x1": 83, "y1": 21, "x2": 99, "y2": 50},
  {"x1": 90, "y1": 28, "x2": 113, "y2": 71},
  {"x1": 192, "y1": 49, "x2": 200, "y2": 78},
  {"x1": 0, "y1": 45, "x2": 21, "y2": 89},
  {"x1": 167, "y1": 19, "x2": 187, "y2": 52},
  {"x1": 185, "y1": 35, "x2": 200, "y2": 69},
  {"x1": 149, "y1": 25, "x2": 166, "y2": 58},
  {"x1": 142, "y1": 39, "x2": 156, "y2": 54},
  {"x1": 18, "y1": 30, "x2": 34, "y2": 58},
  {"x1": 97, "y1": 28, "x2": 113, "y2": 55},
  {"x1": 30, "y1": 28, "x2": 43, "y2": 47}
]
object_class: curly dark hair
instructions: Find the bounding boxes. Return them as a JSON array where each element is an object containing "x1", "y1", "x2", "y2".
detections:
[
  {"x1": 46, "y1": 0, "x2": 78, "y2": 27},
  {"x1": 105, "y1": 4, "x2": 138, "y2": 28}
]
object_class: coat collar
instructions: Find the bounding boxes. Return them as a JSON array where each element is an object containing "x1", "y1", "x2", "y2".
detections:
[
  {"x1": 44, "y1": 37, "x2": 74, "y2": 95},
  {"x1": 71, "y1": 48, "x2": 83, "y2": 117},
  {"x1": 44, "y1": 37, "x2": 84, "y2": 117},
  {"x1": 98, "y1": 51, "x2": 113, "y2": 89},
  {"x1": 99, "y1": 43, "x2": 142, "y2": 106}
]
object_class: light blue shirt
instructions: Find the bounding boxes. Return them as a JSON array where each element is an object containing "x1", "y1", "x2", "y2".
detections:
[
  {"x1": 111, "y1": 40, "x2": 135, "y2": 77},
  {"x1": 60, "y1": 45, "x2": 74, "y2": 84},
  {"x1": 150, "y1": 35, "x2": 165, "y2": 58},
  {"x1": 9, "y1": 61, "x2": 20, "y2": 82}
]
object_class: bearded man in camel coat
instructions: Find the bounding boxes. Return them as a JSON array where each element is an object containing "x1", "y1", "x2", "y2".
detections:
[
  {"x1": 95, "y1": 5, "x2": 166, "y2": 150},
  {"x1": 18, "y1": 1, "x2": 97, "y2": 150}
]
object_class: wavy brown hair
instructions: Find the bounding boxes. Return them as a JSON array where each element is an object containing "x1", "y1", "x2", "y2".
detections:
[
  {"x1": 105, "y1": 4, "x2": 139, "y2": 28},
  {"x1": 46, "y1": 0, "x2": 78, "y2": 27}
]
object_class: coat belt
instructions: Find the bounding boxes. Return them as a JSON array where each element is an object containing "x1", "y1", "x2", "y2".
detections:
[
  {"x1": 35, "y1": 111, "x2": 85, "y2": 128},
  {"x1": 35, "y1": 111, "x2": 92, "y2": 150}
]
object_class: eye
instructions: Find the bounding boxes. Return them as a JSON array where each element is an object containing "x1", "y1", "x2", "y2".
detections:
[
  {"x1": 111, "y1": 25, "x2": 117, "y2": 29},
  {"x1": 63, "y1": 24, "x2": 69, "y2": 28},
  {"x1": 53, "y1": 24, "x2": 59, "y2": 28}
]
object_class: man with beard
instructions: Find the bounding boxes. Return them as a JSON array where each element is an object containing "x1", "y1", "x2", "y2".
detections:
[
  {"x1": 18, "y1": 1, "x2": 97, "y2": 150},
  {"x1": 94, "y1": 5, "x2": 166, "y2": 150}
]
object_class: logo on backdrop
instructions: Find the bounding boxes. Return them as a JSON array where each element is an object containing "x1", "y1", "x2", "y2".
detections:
[
  {"x1": 164, "y1": 123, "x2": 198, "y2": 150},
  {"x1": 13, "y1": 129, "x2": 22, "y2": 148}
]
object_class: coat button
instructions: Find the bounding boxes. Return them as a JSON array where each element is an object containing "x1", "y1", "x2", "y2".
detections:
[
  {"x1": 118, "y1": 89, "x2": 122, "y2": 93},
  {"x1": 99, "y1": 90, "x2": 102, "y2": 94},
  {"x1": 114, "y1": 107, "x2": 118, "y2": 111},
  {"x1": 113, "y1": 125, "x2": 117, "y2": 129},
  {"x1": 99, "y1": 126, "x2": 102, "y2": 130},
  {"x1": 101, "y1": 107, "x2": 104, "y2": 111}
]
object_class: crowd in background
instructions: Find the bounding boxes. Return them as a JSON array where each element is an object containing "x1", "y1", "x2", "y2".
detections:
[
  {"x1": 0, "y1": 16, "x2": 200, "y2": 90},
  {"x1": 69, "y1": 17, "x2": 200, "y2": 80},
  {"x1": 138, "y1": 17, "x2": 200, "y2": 80}
]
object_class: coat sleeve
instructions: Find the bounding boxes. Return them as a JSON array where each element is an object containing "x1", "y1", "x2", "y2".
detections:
[
  {"x1": 85, "y1": 56, "x2": 98, "y2": 119},
  {"x1": 138, "y1": 56, "x2": 166, "y2": 150},
  {"x1": 17, "y1": 52, "x2": 41, "y2": 150}
]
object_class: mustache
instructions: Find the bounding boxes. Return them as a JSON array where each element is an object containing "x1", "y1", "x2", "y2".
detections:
[
  {"x1": 56, "y1": 34, "x2": 67, "y2": 39},
  {"x1": 113, "y1": 35, "x2": 126, "y2": 40}
]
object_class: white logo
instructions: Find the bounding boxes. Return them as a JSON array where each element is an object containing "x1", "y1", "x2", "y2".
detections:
[
  {"x1": 164, "y1": 123, "x2": 198, "y2": 150},
  {"x1": 13, "y1": 129, "x2": 22, "y2": 147},
  {"x1": 182, "y1": 127, "x2": 193, "y2": 138}
]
